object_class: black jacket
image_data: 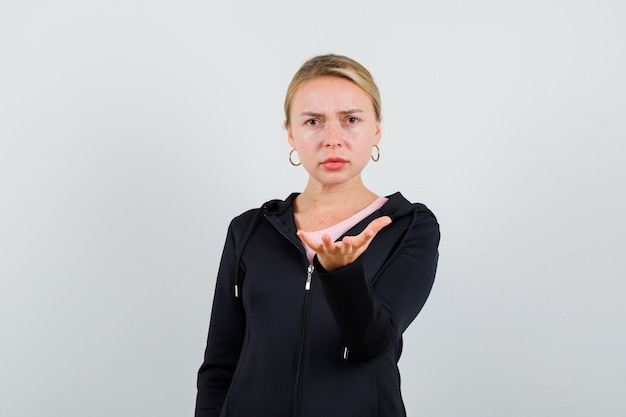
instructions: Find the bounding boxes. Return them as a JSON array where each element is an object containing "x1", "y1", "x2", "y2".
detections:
[{"x1": 195, "y1": 192, "x2": 440, "y2": 417}]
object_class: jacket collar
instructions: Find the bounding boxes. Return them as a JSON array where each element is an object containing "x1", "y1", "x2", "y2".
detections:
[{"x1": 263, "y1": 191, "x2": 415, "y2": 221}]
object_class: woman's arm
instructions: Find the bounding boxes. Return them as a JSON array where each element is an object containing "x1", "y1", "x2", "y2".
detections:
[
  {"x1": 314, "y1": 208, "x2": 440, "y2": 361},
  {"x1": 195, "y1": 223, "x2": 246, "y2": 417}
]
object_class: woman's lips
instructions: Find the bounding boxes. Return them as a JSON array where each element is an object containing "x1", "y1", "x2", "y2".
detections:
[{"x1": 321, "y1": 157, "x2": 347, "y2": 170}]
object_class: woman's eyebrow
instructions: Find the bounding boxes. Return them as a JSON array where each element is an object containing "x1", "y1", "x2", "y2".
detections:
[
  {"x1": 337, "y1": 108, "x2": 364, "y2": 115},
  {"x1": 298, "y1": 109, "x2": 364, "y2": 118},
  {"x1": 299, "y1": 111, "x2": 324, "y2": 118}
]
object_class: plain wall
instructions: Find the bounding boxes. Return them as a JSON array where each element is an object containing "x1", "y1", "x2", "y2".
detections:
[{"x1": 1, "y1": 1, "x2": 624, "y2": 416}]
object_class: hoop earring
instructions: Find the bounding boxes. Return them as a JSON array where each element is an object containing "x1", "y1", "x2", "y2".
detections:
[
  {"x1": 371, "y1": 145, "x2": 380, "y2": 162},
  {"x1": 289, "y1": 149, "x2": 301, "y2": 166}
]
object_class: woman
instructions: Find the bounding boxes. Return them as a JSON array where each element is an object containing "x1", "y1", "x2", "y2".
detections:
[{"x1": 195, "y1": 54, "x2": 440, "y2": 417}]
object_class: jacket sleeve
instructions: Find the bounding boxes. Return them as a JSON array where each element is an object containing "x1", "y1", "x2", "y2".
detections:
[
  {"x1": 315, "y1": 208, "x2": 440, "y2": 362},
  {"x1": 195, "y1": 222, "x2": 246, "y2": 417}
]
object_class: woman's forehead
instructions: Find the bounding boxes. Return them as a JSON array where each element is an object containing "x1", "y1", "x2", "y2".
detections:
[{"x1": 292, "y1": 76, "x2": 373, "y2": 109}]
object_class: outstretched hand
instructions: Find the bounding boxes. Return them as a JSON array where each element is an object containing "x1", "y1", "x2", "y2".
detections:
[{"x1": 297, "y1": 216, "x2": 392, "y2": 272}]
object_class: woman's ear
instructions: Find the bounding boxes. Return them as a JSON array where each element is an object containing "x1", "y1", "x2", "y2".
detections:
[
  {"x1": 374, "y1": 118, "x2": 382, "y2": 145},
  {"x1": 285, "y1": 121, "x2": 296, "y2": 148}
]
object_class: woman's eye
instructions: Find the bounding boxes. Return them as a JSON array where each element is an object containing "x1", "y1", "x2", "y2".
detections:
[
  {"x1": 346, "y1": 117, "x2": 358, "y2": 124},
  {"x1": 306, "y1": 119, "x2": 319, "y2": 126}
]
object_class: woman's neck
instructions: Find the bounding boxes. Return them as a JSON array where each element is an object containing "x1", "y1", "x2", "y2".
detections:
[{"x1": 293, "y1": 178, "x2": 379, "y2": 231}]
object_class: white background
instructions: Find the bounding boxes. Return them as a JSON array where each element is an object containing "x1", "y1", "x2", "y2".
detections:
[{"x1": 1, "y1": 1, "x2": 625, "y2": 416}]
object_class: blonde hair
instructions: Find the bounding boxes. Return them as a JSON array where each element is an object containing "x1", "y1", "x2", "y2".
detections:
[{"x1": 284, "y1": 54, "x2": 382, "y2": 126}]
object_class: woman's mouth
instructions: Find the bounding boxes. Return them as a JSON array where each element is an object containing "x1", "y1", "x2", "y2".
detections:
[{"x1": 321, "y1": 157, "x2": 347, "y2": 170}]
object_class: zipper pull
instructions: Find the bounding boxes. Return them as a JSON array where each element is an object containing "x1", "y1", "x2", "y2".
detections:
[{"x1": 305, "y1": 264, "x2": 314, "y2": 290}]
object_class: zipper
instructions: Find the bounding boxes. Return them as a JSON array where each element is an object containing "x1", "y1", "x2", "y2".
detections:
[
  {"x1": 304, "y1": 264, "x2": 313, "y2": 290},
  {"x1": 263, "y1": 214, "x2": 316, "y2": 416},
  {"x1": 291, "y1": 263, "x2": 314, "y2": 417}
]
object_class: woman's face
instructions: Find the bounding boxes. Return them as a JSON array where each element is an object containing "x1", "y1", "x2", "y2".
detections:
[{"x1": 286, "y1": 76, "x2": 381, "y2": 188}]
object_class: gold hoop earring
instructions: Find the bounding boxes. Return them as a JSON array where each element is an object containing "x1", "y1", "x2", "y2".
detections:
[
  {"x1": 289, "y1": 149, "x2": 301, "y2": 166},
  {"x1": 371, "y1": 145, "x2": 380, "y2": 162}
]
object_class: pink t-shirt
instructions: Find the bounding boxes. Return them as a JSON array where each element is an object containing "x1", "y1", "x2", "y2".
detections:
[{"x1": 299, "y1": 196, "x2": 388, "y2": 264}]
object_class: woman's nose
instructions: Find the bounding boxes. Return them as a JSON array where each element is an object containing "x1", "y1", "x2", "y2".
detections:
[{"x1": 323, "y1": 122, "x2": 343, "y2": 147}]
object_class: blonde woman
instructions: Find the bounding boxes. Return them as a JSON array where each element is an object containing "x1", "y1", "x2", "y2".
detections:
[{"x1": 195, "y1": 54, "x2": 440, "y2": 417}]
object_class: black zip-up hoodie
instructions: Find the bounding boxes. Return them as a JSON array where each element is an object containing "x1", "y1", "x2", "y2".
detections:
[{"x1": 195, "y1": 192, "x2": 440, "y2": 417}]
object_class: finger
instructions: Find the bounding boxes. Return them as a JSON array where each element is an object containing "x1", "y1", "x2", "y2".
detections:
[
  {"x1": 321, "y1": 233, "x2": 338, "y2": 252},
  {"x1": 341, "y1": 236, "x2": 353, "y2": 251},
  {"x1": 368, "y1": 216, "x2": 392, "y2": 233},
  {"x1": 297, "y1": 230, "x2": 322, "y2": 251},
  {"x1": 361, "y1": 216, "x2": 392, "y2": 241},
  {"x1": 351, "y1": 216, "x2": 393, "y2": 248}
]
